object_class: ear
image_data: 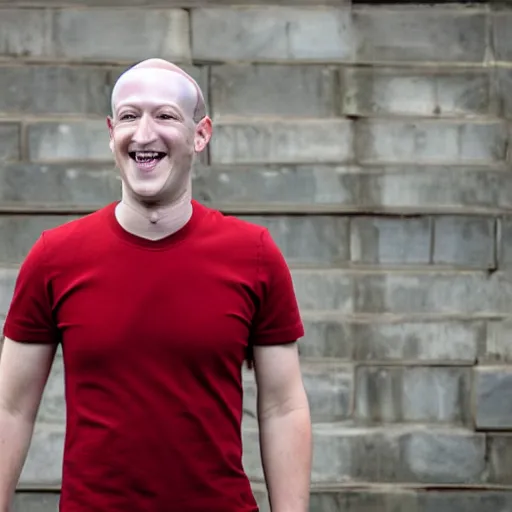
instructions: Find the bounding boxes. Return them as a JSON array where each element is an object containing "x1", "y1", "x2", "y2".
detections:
[
  {"x1": 194, "y1": 117, "x2": 213, "y2": 153},
  {"x1": 107, "y1": 117, "x2": 115, "y2": 152}
]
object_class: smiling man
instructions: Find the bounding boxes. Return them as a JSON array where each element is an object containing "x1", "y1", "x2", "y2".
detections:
[{"x1": 0, "y1": 59, "x2": 312, "y2": 512}]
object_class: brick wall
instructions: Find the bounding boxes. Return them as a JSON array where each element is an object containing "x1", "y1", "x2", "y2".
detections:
[{"x1": 1, "y1": 1, "x2": 512, "y2": 511}]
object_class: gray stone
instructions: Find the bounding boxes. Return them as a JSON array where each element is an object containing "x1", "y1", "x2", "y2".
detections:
[
  {"x1": 355, "y1": 366, "x2": 471, "y2": 424},
  {"x1": 344, "y1": 67, "x2": 492, "y2": 117},
  {"x1": 13, "y1": 493, "x2": 60, "y2": 512},
  {"x1": 292, "y1": 269, "x2": 512, "y2": 315},
  {"x1": 309, "y1": 489, "x2": 418, "y2": 512},
  {"x1": 19, "y1": 424, "x2": 64, "y2": 486},
  {"x1": 353, "y1": 7, "x2": 487, "y2": 63},
  {"x1": 485, "y1": 319, "x2": 512, "y2": 362},
  {"x1": 0, "y1": 9, "x2": 51, "y2": 58},
  {"x1": 487, "y1": 434, "x2": 512, "y2": 484},
  {"x1": 353, "y1": 320, "x2": 484, "y2": 363},
  {"x1": 1, "y1": 0, "x2": 348, "y2": 4},
  {"x1": 474, "y1": 367, "x2": 512, "y2": 429},
  {"x1": 210, "y1": 120, "x2": 353, "y2": 164},
  {"x1": 495, "y1": 68, "x2": 512, "y2": 119},
  {"x1": 0, "y1": 163, "x2": 121, "y2": 208},
  {"x1": 28, "y1": 121, "x2": 112, "y2": 162},
  {"x1": 0, "y1": 124, "x2": 20, "y2": 162},
  {"x1": 243, "y1": 424, "x2": 486, "y2": 484},
  {"x1": 498, "y1": 216, "x2": 512, "y2": 268},
  {"x1": 418, "y1": 491, "x2": 512, "y2": 512},
  {"x1": 239, "y1": 215, "x2": 349, "y2": 266},
  {"x1": 355, "y1": 120, "x2": 508, "y2": 164},
  {"x1": 192, "y1": 7, "x2": 353, "y2": 61},
  {"x1": 350, "y1": 217, "x2": 431, "y2": 264},
  {"x1": 0, "y1": 216, "x2": 78, "y2": 264},
  {"x1": 433, "y1": 216, "x2": 495, "y2": 268},
  {"x1": 38, "y1": 350, "x2": 65, "y2": 424},
  {"x1": 0, "y1": 66, "x2": 112, "y2": 116},
  {"x1": 52, "y1": 8, "x2": 190, "y2": 62},
  {"x1": 492, "y1": 12, "x2": 512, "y2": 62},
  {"x1": 210, "y1": 65, "x2": 340, "y2": 117},
  {"x1": 194, "y1": 165, "x2": 512, "y2": 213},
  {"x1": 4, "y1": 164, "x2": 512, "y2": 213},
  {"x1": 243, "y1": 362, "x2": 353, "y2": 423},
  {"x1": 299, "y1": 316, "x2": 353, "y2": 359}
]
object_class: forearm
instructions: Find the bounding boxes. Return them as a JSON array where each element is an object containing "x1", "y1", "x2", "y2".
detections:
[
  {"x1": 0, "y1": 408, "x2": 35, "y2": 511},
  {"x1": 258, "y1": 405, "x2": 312, "y2": 512}
]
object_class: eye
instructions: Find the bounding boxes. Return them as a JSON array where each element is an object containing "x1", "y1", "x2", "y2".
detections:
[
  {"x1": 158, "y1": 113, "x2": 178, "y2": 121},
  {"x1": 120, "y1": 113, "x2": 136, "y2": 121}
]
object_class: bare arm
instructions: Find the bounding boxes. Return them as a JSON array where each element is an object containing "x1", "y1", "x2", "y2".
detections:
[
  {"x1": 0, "y1": 337, "x2": 56, "y2": 511},
  {"x1": 254, "y1": 342, "x2": 312, "y2": 512}
]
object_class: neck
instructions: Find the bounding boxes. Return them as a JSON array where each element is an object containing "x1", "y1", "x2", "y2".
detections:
[{"x1": 115, "y1": 188, "x2": 193, "y2": 241}]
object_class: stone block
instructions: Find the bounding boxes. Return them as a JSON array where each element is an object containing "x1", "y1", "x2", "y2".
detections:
[
  {"x1": 498, "y1": 216, "x2": 512, "y2": 268},
  {"x1": 192, "y1": 7, "x2": 353, "y2": 62},
  {"x1": 19, "y1": 424, "x2": 64, "y2": 486},
  {"x1": 474, "y1": 366, "x2": 512, "y2": 429},
  {"x1": 38, "y1": 350, "x2": 65, "y2": 424},
  {"x1": 433, "y1": 216, "x2": 495, "y2": 268},
  {"x1": 210, "y1": 65, "x2": 340, "y2": 118},
  {"x1": 299, "y1": 316, "x2": 353, "y2": 359},
  {"x1": 243, "y1": 424, "x2": 486, "y2": 484},
  {"x1": 492, "y1": 12, "x2": 512, "y2": 63},
  {"x1": 418, "y1": 491, "x2": 512, "y2": 512},
  {"x1": 0, "y1": 267, "x2": 17, "y2": 317},
  {"x1": 243, "y1": 362, "x2": 353, "y2": 423},
  {"x1": 353, "y1": 319, "x2": 484, "y2": 363},
  {"x1": 487, "y1": 434, "x2": 512, "y2": 484},
  {"x1": 344, "y1": 67, "x2": 492, "y2": 117},
  {"x1": 0, "y1": 215, "x2": 78, "y2": 264},
  {"x1": 210, "y1": 120, "x2": 353, "y2": 164},
  {"x1": 51, "y1": 8, "x2": 190, "y2": 62},
  {"x1": 309, "y1": 489, "x2": 418, "y2": 512},
  {"x1": 355, "y1": 366, "x2": 471, "y2": 424},
  {"x1": 292, "y1": 269, "x2": 512, "y2": 315},
  {"x1": 485, "y1": 318, "x2": 512, "y2": 362},
  {"x1": 0, "y1": 124, "x2": 20, "y2": 162},
  {"x1": 239, "y1": 215, "x2": 349, "y2": 266},
  {"x1": 353, "y1": 7, "x2": 487, "y2": 63},
  {"x1": 27, "y1": 121, "x2": 111, "y2": 162},
  {"x1": 0, "y1": 66, "x2": 112, "y2": 116},
  {"x1": 355, "y1": 120, "x2": 508, "y2": 164},
  {"x1": 0, "y1": 9, "x2": 50, "y2": 58},
  {"x1": 13, "y1": 493, "x2": 60, "y2": 512},
  {"x1": 495, "y1": 68, "x2": 512, "y2": 119},
  {"x1": 0, "y1": 163, "x2": 121, "y2": 208},
  {"x1": 350, "y1": 217, "x2": 431, "y2": 264}
]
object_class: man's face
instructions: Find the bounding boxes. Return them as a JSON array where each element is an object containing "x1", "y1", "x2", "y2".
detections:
[{"x1": 107, "y1": 68, "x2": 211, "y2": 204}]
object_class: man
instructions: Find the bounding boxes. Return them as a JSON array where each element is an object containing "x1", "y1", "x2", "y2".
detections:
[{"x1": 0, "y1": 59, "x2": 312, "y2": 512}]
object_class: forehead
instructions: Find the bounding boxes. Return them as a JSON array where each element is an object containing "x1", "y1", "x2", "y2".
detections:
[{"x1": 112, "y1": 68, "x2": 196, "y2": 114}]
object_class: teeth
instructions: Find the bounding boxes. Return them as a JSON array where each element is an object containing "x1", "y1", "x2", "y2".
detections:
[{"x1": 136, "y1": 151, "x2": 159, "y2": 158}]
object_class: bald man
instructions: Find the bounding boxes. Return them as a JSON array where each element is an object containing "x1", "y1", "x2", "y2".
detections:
[{"x1": 0, "y1": 59, "x2": 312, "y2": 512}]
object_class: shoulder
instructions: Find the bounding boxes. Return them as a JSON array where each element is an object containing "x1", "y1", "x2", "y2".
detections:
[{"x1": 42, "y1": 203, "x2": 115, "y2": 249}]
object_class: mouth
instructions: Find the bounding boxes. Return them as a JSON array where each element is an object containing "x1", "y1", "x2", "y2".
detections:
[{"x1": 129, "y1": 151, "x2": 167, "y2": 165}]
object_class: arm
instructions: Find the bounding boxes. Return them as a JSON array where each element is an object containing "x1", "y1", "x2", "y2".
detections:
[
  {"x1": 0, "y1": 337, "x2": 56, "y2": 512},
  {"x1": 254, "y1": 342, "x2": 312, "y2": 512}
]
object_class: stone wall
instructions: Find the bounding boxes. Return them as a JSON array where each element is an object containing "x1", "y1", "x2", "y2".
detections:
[{"x1": 1, "y1": 1, "x2": 512, "y2": 511}]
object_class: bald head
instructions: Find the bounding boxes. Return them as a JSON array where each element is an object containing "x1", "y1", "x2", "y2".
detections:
[{"x1": 111, "y1": 58, "x2": 206, "y2": 123}]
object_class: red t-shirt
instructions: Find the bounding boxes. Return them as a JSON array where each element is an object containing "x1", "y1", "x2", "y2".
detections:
[{"x1": 3, "y1": 201, "x2": 304, "y2": 512}]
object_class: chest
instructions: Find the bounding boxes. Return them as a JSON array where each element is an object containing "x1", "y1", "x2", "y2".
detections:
[{"x1": 51, "y1": 254, "x2": 257, "y2": 369}]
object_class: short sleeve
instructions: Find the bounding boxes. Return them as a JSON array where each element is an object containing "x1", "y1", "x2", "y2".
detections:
[
  {"x1": 3, "y1": 233, "x2": 58, "y2": 344},
  {"x1": 250, "y1": 229, "x2": 304, "y2": 346}
]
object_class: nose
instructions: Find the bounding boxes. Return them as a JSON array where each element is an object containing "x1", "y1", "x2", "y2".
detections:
[{"x1": 132, "y1": 113, "x2": 157, "y2": 145}]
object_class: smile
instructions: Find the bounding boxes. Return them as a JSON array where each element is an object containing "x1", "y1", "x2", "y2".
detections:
[{"x1": 129, "y1": 151, "x2": 167, "y2": 163}]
